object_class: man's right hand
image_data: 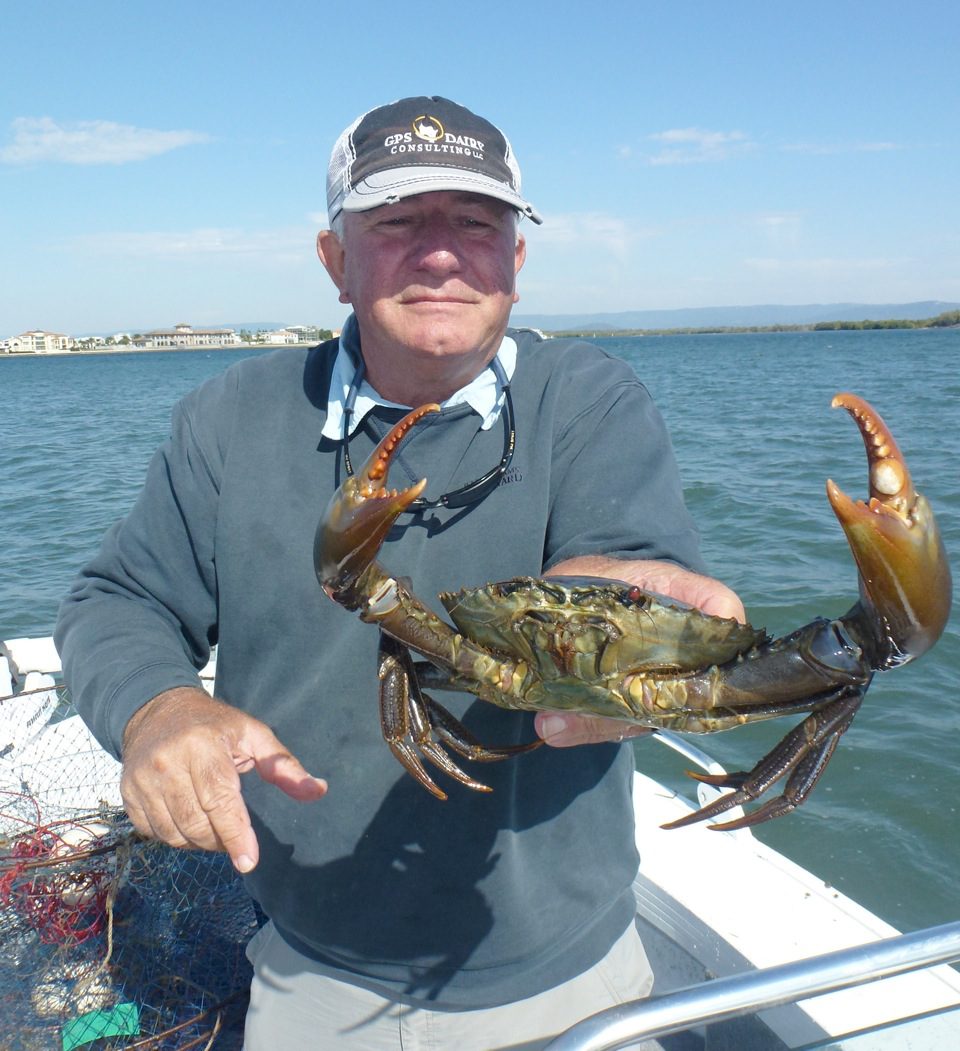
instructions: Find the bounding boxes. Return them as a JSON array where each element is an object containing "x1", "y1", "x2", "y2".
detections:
[{"x1": 120, "y1": 687, "x2": 327, "y2": 873}]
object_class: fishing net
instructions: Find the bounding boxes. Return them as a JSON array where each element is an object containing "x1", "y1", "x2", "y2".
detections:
[{"x1": 0, "y1": 678, "x2": 256, "y2": 1050}]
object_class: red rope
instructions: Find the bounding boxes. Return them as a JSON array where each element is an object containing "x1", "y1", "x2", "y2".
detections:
[{"x1": 0, "y1": 819, "x2": 111, "y2": 945}]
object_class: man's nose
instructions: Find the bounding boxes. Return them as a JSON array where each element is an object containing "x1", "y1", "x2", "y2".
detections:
[{"x1": 413, "y1": 218, "x2": 463, "y2": 273}]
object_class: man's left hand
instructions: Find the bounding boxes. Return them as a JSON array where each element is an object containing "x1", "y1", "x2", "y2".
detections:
[{"x1": 535, "y1": 556, "x2": 745, "y2": 748}]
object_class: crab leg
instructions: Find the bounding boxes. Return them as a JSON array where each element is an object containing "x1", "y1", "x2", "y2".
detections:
[
  {"x1": 378, "y1": 634, "x2": 540, "y2": 800},
  {"x1": 662, "y1": 686, "x2": 864, "y2": 830}
]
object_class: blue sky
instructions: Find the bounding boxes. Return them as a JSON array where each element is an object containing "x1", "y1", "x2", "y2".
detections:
[{"x1": 3, "y1": 0, "x2": 958, "y2": 336}]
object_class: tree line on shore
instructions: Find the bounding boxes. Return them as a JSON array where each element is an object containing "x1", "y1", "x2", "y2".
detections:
[{"x1": 548, "y1": 309, "x2": 960, "y2": 339}]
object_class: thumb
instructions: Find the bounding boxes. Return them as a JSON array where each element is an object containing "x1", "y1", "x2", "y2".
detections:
[
  {"x1": 535, "y1": 711, "x2": 652, "y2": 748},
  {"x1": 240, "y1": 723, "x2": 328, "y2": 801},
  {"x1": 696, "y1": 584, "x2": 747, "y2": 623}
]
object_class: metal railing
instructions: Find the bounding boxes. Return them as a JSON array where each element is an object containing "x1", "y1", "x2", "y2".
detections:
[{"x1": 546, "y1": 921, "x2": 960, "y2": 1050}]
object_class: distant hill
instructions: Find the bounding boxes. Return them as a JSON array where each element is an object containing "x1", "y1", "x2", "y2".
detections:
[
  {"x1": 215, "y1": 321, "x2": 288, "y2": 332},
  {"x1": 511, "y1": 301, "x2": 960, "y2": 333}
]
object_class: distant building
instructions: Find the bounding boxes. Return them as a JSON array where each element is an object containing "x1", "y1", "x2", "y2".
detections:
[
  {"x1": 133, "y1": 323, "x2": 240, "y2": 349},
  {"x1": 263, "y1": 328, "x2": 300, "y2": 345},
  {"x1": 1, "y1": 330, "x2": 71, "y2": 354},
  {"x1": 284, "y1": 325, "x2": 326, "y2": 342}
]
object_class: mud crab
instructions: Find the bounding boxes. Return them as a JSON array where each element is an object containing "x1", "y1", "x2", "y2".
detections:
[{"x1": 314, "y1": 394, "x2": 951, "y2": 829}]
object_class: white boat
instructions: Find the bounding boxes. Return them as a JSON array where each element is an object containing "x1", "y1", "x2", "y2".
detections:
[{"x1": 2, "y1": 636, "x2": 959, "y2": 1050}]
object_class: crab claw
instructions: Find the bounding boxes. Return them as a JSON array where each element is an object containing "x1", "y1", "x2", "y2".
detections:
[
  {"x1": 827, "y1": 393, "x2": 952, "y2": 667},
  {"x1": 315, "y1": 404, "x2": 440, "y2": 602}
]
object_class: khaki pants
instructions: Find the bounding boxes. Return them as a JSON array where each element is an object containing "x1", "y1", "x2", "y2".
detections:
[{"x1": 243, "y1": 921, "x2": 658, "y2": 1050}]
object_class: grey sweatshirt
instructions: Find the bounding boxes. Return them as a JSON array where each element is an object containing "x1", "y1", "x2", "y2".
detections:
[{"x1": 56, "y1": 328, "x2": 704, "y2": 1008}]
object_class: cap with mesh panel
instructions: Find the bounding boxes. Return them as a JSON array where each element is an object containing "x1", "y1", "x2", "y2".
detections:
[{"x1": 327, "y1": 96, "x2": 542, "y2": 226}]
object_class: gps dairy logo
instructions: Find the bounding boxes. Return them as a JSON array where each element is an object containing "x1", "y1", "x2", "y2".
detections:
[
  {"x1": 412, "y1": 114, "x2": 444, "y2": 142},
  {"x1": 383, "y1": 114, "x2": 486, "y2": 160}
]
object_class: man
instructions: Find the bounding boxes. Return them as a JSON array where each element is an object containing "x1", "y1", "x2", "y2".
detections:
[{"x1": 56, "y1": 96, "x2": 742, "y2": 1049}]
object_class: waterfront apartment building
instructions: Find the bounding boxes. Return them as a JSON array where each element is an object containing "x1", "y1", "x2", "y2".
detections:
[
  {"x1": 133, "y1": 323, "x2": 241, "y2": 349},
  {"x1": 1, "y1": 330, "x2": 71, "y2": 354},
  {"x1": 263, "y1": 328, "x2": 301, "y2": 344}
]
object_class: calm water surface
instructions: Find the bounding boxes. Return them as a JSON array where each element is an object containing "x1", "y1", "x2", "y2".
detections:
[{"x1": 1, "y1": 330, "x2": 958, "y2": 934}]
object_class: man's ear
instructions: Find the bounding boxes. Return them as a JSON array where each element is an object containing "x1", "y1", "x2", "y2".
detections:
[
  {"x1": 317, "y1": 230, "x2": 350, "y2": 304},
  {"x1": 512, "y1": 233, "x2": 527, "y2": 304}
]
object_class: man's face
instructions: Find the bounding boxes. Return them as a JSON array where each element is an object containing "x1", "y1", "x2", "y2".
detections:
[{"x1": 319, "y1": 192, "x2": 526, "y2": 372}]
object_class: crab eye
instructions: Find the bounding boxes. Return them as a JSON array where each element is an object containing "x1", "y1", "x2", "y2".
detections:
[{"x1": 627, "y1": 586, "x2": 645, "y2": 603}]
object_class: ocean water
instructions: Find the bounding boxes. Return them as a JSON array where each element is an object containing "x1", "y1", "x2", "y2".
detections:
[{"x1": 1, "y1": 330, "x2": 958, "y2": 935}]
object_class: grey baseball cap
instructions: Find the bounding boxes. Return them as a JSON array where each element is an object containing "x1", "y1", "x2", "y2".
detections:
[{"x1": 327, "y1": 95, "x2": 542, "y2": 226}]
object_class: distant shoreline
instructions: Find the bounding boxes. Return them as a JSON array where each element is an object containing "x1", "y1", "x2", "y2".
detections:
[
  {"x1": 0, "y1": 341, "x2": 316, "y2": 360},
  {"x1": 549, "y1": 324, "x2": 960, "y2": 338}
]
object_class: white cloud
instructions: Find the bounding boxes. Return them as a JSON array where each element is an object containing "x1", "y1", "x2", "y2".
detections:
[
  {"x1": 525, "y1": 211, "x2": 654, "y2": 260},
  {"x1": 647, "y1": 128, "x2": 754, "y2": 165},
  {"x1": 0, "y1": 117, "x2": 211, "y2": 165},
  {"x1": 743, "y1": 255, "x2": 903, "y2": 275},
  {"x1": 755, "y1": 212, "x2": 804, "y2": 245},
  {"x1": 61, "y1": 226, "x2": 314, "y2": 263},
  {"x1": 757, "y1": 213, "x2": 801, "y2": 229},
  {"x1": 781, "y1": 140, "x2": 901, "y2": 155}
]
